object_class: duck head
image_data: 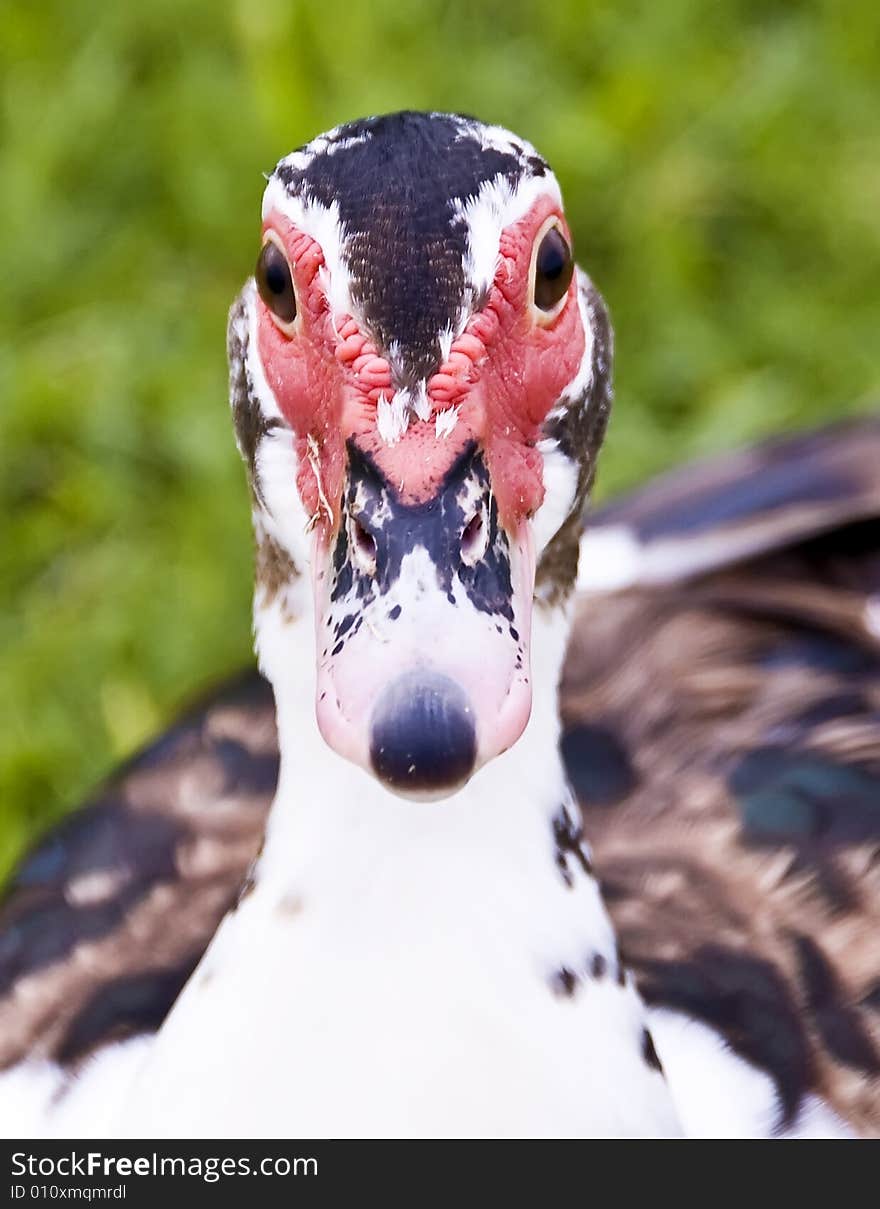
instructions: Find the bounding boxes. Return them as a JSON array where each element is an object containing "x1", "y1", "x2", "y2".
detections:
[{"x1": 229, "y1": 112, "x2": 612, "y2": 800}]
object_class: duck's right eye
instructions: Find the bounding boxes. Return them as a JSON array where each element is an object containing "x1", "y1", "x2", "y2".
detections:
[
  {"x1": 533, "y1": 224, "x2": 573, "y2": 314},
  {"x1": 256, "y1": 237, "x2": 298, "y2": 330}
]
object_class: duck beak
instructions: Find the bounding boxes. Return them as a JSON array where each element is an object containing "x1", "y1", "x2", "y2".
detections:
[{"x1": 311, "y1": 441, "x2": 536, "y2": 800}]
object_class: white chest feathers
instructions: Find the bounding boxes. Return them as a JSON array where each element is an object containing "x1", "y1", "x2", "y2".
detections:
[{"x1": 111, "y1": 754, "x2": 681, "y2": 1139}]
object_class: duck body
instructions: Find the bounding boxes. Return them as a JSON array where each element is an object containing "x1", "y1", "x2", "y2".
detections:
[
  {"x1": 2, "y1": 419, "x2": 876, "y2": 1138},
  {"x1": 111, "y1": 610, "x2": 678, "y2": 1139},
  {"x1": 1, "y1": 113, "x2": 878, "y2": 1138}
]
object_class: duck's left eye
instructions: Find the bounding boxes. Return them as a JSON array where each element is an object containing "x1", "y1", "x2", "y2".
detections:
[
  {"x1": 533, "y1": 225, "x2": 573, "y2": 313},
  {"x1": 256, "y1": 237, "x2": 298, "y2": 329}
]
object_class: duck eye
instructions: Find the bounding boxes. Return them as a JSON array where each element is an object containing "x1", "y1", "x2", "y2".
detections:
[
  {"x1": 533, "y1": 225, "x2": 573, "y2": 313},
  {"x1": 256, "y1": 237, "x2": 297, "y2": 328}
]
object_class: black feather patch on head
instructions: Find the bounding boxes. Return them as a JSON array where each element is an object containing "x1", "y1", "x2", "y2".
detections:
[{"x1": 274, "y1": 111, "x2": 549, "y2": 385}]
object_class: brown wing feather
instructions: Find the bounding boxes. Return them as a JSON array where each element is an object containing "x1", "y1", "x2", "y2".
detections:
[
  {"x1": 0, "y1": 674, "x2": 276, "y2": 1070},
  {"x1": 590, "y1": 416, "x2": 880, "y2": 576},
  {"x1": 563, "y1": 421, "x2": 880, "y2": 1135}
]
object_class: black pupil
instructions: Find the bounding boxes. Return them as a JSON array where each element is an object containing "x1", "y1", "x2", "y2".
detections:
[
  {"x1": 534, "y1": 227, "x2": 573, "y2": 311},
  {"x1": 538, "y1": 234, "x2": 566, "y2": 280},
  {"x1": 265, "y1": 251, "x2": 288, "y2": 295},
  {"x1": 257, "y1": 242, "x2": 296, "y2": 324}
]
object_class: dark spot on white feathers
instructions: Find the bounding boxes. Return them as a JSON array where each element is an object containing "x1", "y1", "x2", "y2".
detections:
[
  {"x1": 255, "y1": 533, "x2": 299, "y2": 607},
  {"x1": 334, "y1": 614, "x2": 357, "y2": 640},
  {"x1": 553, "y1": 967, "x2": 578, "y2": 997},
  {"x1": 552, "y1": 953, "x2": 615, "y2": 1000},
  {"x1": 553, "y1": 802, "x2": 594, "y2": 887},
  {"x1": 642, "y1": 1028, "x2": 664, "y2": 1073},
  {"x1": 277, "y1": 893, "x2": 305, "y2": 919}
]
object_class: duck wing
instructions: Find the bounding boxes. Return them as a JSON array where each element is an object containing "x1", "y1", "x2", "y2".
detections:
[
  {"x1": 563, "y1": 416, "x2": 880, "y2": 1134},
  {"x1": 0, "y1": 674, "x2": 275, "y2": 1075}
]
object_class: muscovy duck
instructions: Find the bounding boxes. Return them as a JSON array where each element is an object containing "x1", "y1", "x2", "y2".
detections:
[{"x1": 1, "y1": 111, "x2": 878, "y2": 1138}]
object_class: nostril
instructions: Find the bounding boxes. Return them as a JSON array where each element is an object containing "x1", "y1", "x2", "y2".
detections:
[
  {"x1": 460, "y1": 508, "x2": 488, "y2": 566},
  {"x1": 349, "y1": 513, "x2": 377, "y2": 575}
]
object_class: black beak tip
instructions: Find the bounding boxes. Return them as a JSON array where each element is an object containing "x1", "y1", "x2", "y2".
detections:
[{"x1": 369, "y1": 672, "x2": 477, "y2": 797}]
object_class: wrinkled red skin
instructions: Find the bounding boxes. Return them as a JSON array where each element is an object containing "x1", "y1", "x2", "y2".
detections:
[{"x1": 256, "y1": 197, "x2": 585, "y2": 532}]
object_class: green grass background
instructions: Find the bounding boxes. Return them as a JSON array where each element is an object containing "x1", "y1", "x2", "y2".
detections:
[{"x1": 1, "y1": 0, "x2": 878, "y2": 880}]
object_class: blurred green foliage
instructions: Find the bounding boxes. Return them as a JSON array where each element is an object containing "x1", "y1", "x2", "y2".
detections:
[{"x1": 1, "y1": 0, "x2": 878, "y2": 878}]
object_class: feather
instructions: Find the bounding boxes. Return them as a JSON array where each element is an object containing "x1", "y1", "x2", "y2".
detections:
[
  {"x1": 0, "y1": 674, "x2": 274, "y2": 1070},
  {"x1": 564, "y1": 417, "x2": 880, "y2": 1132}
]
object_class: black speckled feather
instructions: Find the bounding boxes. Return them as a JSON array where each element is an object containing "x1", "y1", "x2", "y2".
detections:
[{"x1": 563, "y1": 418, "x2": 880, "y2": 1133}]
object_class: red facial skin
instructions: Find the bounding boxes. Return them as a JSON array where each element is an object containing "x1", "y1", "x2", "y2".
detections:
[{"x1": 256, "y1": 197, "x2": 584, "y2": 532}]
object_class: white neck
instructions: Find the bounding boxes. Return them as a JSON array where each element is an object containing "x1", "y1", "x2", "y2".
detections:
[
  {"x1": 262, "y1": 594, "x2": 575, "y2": 903},
  {"x1": 116, "y1": 591, "x2": 682, "y2": 1138}
]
